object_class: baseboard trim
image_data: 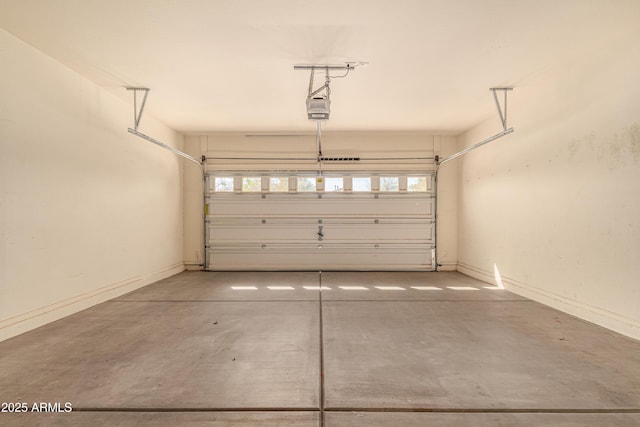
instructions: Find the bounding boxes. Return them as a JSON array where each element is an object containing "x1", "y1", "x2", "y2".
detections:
[
  {"x1": 0, "y1": 263, "x2": 185, "y2": 342},
  {"x1": 457, "y1": 262, "x2": 495, "y2": 284},
  {"x1": 457, "y1": 262, "x2": 640, "y2": 341},
  {"x1": 437, "y1": 261, "x2": 458, "y2": 272},
  {"x1": 184, "y1": 261, "x2": 204, "y2": 271}
]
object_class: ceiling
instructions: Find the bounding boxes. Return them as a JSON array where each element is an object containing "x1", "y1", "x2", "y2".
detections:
[{"x1": 1, "y1": 0, "x2": 638, "y2": 133}]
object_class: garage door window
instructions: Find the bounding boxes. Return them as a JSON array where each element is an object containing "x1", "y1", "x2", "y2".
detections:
[
  {"x1": 269, "y1": 177, "x2": 289, "y2": 192},
  {"x1": 352, "y1": 177, "x2": 371, "y2": 192},
  {"x1": 297, "y1": 177, "x2": 316, "y2": 192},
  {"x1": 242, "y1": 177, "x2": 262, "y2": 192},
  {"x1": 380, "y1": 177, "x2": 399, "y2": 192},
  {"x1": 407, "y1": 177, "x2": 428, "y2": 192},
  {"x1": 325, "y1": 177, "x2": 344, "y2": 192},
  {"x1": 215, "y1": 177, "x2": 234, "y2": 192}
]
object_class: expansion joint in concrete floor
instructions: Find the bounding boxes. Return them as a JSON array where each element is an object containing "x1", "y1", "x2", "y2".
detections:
[
  {"x1": 322, "y1": 408, "x2": 640, "y2": 413},
  {"x1": 68, "y1": 407, "x2": 640, "y2": 413},
  {"x1": 71, "y1": 407, "x2": 321, "y2": 412},
  {"x1": 318, "y1": 271, "x2": 326, "y2": 426}
]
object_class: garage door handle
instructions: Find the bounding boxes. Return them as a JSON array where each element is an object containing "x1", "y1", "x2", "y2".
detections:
[{"x1": 317, "y1": 225, "x2": 324, "y2": 241}]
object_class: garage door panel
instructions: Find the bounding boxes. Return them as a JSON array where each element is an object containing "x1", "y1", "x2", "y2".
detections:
[
  {"x1": 321, "y1": 223, "x2": 434, "y2": 242},
  {"x1": 204, "y1": 171, "x2": 435, "y2": 271},
  {"x1": 207, "y1": 222, "x2": 434, "y2": 243},
  {"x1": 206, "y1": 195, "x2": 434, "y2": 218},
  {"x1": 207, "y1": 245, "x2": 434, "y2": 271}
]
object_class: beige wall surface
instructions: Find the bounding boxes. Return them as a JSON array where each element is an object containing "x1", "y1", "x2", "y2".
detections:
[
  {"x1": 457, "y1": 31, "x2": 640, "y2": 339},
  {"x1": 183, "y1": 132, "x2": 458, "y2": 271},
  {"x1": 0, "y1": 29, "x2": 184, "y2": 341}
]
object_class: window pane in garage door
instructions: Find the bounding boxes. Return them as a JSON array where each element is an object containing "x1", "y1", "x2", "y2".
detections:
[
  {"x1": 215, "y1": 177, "x2": 234, "y2": 192},
  {"x1": 270, "y1": 177, "x2": 288, "y2": 192},
  {"x1": 408, "y1": 176, "x2": 428, "y2": 192},
  {"x1": 242, "y1": 177, "x2": 262, "y2": 192},
  {"x1": 297, "y1": 177, "x2": 316, "y2": 192},
  {"x1": 380, "y1": 177, "x2": 399, "y2": 192},
  {"x1": 352, "y1": 177, "x2": 371, "y2": 192},
  {"x1": 325, "y1": 177, "x2": 344, "y2": 192}
]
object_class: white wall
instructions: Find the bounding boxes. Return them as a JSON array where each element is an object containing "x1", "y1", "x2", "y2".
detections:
[
  {"x1": 0, "y1": 29, "x2": 185, "y2": 341},
  {"x1": 457, "y1": 30, "x2": 640, "y2": 339},
  {"x1": 183, "y1": 132, "x2": 458, "y2": 270}
]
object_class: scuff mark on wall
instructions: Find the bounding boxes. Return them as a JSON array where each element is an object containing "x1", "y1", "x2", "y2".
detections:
[
  {"x1": 568, "y1": 139, "x2": 579, "y2": 160},
  {"x1": 564, "y1": 124, "x2": 640, "y2": 169}
]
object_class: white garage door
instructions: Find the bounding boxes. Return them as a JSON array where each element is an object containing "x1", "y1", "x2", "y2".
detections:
[{"x1": 205, "y1": 171, "x2": 435, "y2": 271}]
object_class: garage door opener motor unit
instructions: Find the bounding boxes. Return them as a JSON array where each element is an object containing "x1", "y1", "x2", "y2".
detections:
[{"x1": 295, "y1": 63, "x2": 365, "y2": 122}]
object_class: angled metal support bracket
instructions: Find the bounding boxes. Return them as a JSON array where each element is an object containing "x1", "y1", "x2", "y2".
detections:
[
  {"x1": 438, "y1": 127, "x2": 515, "y2": 167},
  {"x1": 125, "y1": 87, "x2": 208, "y2": 270},
  {"x1": 307, "y1": 68, "x2": 331, "y2": 98},
  {"x1": 127, "y1": 128, "x2": 203, "y2": 167},
  {"x1": 437, "y1": 88, "x2": 515, "y2": 167},
  {"x1": 434, "y1": 87, "x2": 515, "y2": 273},
  {"x1": 490, "y1": 87, "x2": 513, "y2": 131},
  {"x1": 125, "y1": 87, "x2": 202, "y2": 168},
  {"x1": 126, "y1": 87, "x2": 150, "y2": 131}
]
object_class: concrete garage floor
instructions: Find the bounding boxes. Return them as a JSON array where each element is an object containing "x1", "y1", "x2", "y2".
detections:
[{"x1": 1, "y1": 271, "x2": 640, "y2": 426}]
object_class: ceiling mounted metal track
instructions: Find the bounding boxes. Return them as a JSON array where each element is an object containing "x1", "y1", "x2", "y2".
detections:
[
  {"x1": 125, "y1": 87, "x2": 207, "y2": 270},
  {"x1": 433, "y1": 87, "x2": 515, "y2": 273},
  {"x1": 318, "y1": 156, "x2": 361, "y2": 162},
  {"x1": 125, "y1": 87, "x2": 202, "y2": 168},
  {"x1": 294, "y1": 65, "x2": 352, "y2": 71},
  {"x1": 293, "y1": 63, "x2": 364, "y2": 71},
  {"x1": 437, "y1": 87, "x2": 515, "y2": 167}
]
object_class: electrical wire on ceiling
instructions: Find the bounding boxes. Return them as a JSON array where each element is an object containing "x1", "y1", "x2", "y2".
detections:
[{"x1": 327, "y1": 67, "x2": 350, "y2": 79}]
